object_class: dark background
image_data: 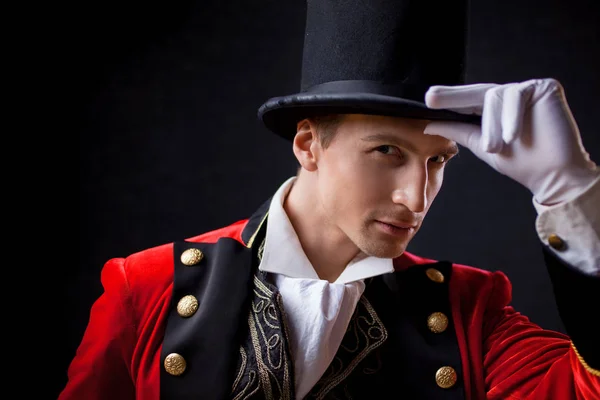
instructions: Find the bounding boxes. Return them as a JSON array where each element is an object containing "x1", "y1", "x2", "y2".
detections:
[{"x1": 68, "y1": 0, "x2": 598, "y2": 398}]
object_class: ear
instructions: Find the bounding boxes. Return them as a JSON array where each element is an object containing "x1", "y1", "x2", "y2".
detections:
[{"x1": 292, "y1": 119, "x2": 320, "y2": 172}]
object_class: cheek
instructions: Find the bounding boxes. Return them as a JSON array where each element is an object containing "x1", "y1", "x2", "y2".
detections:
[
  {"x1": 319, "y1": 159, "x2": 379, "y2": 217},
  {"x1": 426, "y1": 168, "x2": 445, "y2": 202},
  {"x1": 320, "y1": 152, "x2": 367, "y2": 191}
]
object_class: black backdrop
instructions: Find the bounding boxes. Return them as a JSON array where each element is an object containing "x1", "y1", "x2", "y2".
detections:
[{"x1": 70, "y1": 0, "x2": 599, "y2": 398}]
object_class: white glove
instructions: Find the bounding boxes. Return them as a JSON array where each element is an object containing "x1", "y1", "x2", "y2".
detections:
[{"x1": 423, "y1": 78, "x2": 599, "y2": 206}]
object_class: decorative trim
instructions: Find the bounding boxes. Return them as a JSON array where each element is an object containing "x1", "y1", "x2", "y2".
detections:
[
  {"x1": 231, "y1": 275, "x2": 294, "y2": 400},
  {"x1": 306, "y1": 296, "x2": 388, "y2": 399},
  {"x1": 571, "y1": 341, "x2": 600, "y2": 377},
  {"x1": 232, "y1": 347, "x2": 261, "y2": 400},
  {"x1": 246, "y1": 211, "x2": 269, "y2": 249}
]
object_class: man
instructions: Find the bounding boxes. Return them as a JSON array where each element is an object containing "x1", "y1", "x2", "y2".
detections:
[{"x1": 63, "y1": 0, "x2": 599, "y2": 399}]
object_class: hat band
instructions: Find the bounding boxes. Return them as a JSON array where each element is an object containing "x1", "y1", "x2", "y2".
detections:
[{"x1": 303, "y1": 80, "x2": 429, "y2": 102}]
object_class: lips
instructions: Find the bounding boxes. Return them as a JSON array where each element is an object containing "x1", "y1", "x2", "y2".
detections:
[{"x1": 378, "y1": 220, "x2": 417, "y2": 229}]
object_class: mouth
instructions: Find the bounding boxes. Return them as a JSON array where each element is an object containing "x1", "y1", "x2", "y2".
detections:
[
  {"x1": 375, "y1": 220, "x2": 417, "y2": 237},
  {"x1": 377, "y1": 220, "x2": 418, "y2": 230}
]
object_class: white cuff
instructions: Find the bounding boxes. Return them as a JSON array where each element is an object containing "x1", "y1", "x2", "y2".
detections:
[{"x1": 533, "y1": 175, "x2": 600, "y2": 276}]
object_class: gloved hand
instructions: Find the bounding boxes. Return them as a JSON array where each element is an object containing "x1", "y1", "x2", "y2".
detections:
[{"x1": 424, "y1": 78, "x2": 599, "y2": 206}]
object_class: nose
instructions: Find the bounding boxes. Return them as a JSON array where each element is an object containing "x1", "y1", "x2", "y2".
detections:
[{"x1": 391, "y1": 165, "x2": 428, "y2": 213}]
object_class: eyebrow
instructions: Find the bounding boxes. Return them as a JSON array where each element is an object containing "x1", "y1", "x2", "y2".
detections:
[{"x1": 362, "y1": 133, "x2": 459, "y2": 156}]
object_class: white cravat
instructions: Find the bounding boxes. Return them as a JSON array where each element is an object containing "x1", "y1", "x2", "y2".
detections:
[{"x1": 258, "y1": 177, "x2": 394, "y2": 399}]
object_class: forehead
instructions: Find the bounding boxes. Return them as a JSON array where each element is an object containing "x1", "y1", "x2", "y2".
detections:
[
  {"x1": 337, "y1": 114, "x2": 430, "y2": 135},
  {"x1": 332, "y1": 114, "x2": 457, "y2": 154}
]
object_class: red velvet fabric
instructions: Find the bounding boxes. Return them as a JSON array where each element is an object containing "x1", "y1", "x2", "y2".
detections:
[{"x1": 59, "y1": 219, "x2": 600, "y2": 399}]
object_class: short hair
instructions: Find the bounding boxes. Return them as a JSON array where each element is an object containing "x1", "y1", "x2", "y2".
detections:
[
  {"x1": 295, "y1": 114, "x2": 345, "y2": 175},
  {"x1": 310, "y1": 114, "x2": 344, "y2": 149}
]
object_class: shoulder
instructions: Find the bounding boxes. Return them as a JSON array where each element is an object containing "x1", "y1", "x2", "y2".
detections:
[
  {"x1": 101, "y1": 218, "x2": 250, "y2": 293},
  {"x1": 398, "y1": 251, "x2": 513, "y2": 309},
  {"x1": 451, "y1": 261, "x2": 512, "y2": 307}
]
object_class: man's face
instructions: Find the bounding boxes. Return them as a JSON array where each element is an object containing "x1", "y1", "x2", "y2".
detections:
[{"x1": 312, "y1": 114, "x2": 459, "y2": 259}]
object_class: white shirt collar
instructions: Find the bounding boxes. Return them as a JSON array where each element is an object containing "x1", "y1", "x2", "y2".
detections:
[{"x1": 258, "y1": 177, "x2": 394, "y2": 284}]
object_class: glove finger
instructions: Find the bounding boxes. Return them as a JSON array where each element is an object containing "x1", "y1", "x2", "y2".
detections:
[
  {"x1": 482, "y1": 86, "x2": 506, "y2": 153},
  {"x1": 501, "y1": 82, "x2": 534, "y2": 144},
  {"x1": 425, "y1": 83, "x2": 500, "y2": 114},
  {"x1": 424, "y1": 121, "x2": 497, "y2": 166},
  {"x1": 424, "y1": 121, "x2": 481, "y2": 151}
]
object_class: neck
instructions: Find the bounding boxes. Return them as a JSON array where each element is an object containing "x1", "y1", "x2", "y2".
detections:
[{"x1": 283, "y1": 173, "x2": 361, "y2": 283}]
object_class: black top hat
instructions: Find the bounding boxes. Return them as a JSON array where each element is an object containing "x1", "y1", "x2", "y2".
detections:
[{"x1": 258, "y1": 0, "x2": 480, "y2": 140}]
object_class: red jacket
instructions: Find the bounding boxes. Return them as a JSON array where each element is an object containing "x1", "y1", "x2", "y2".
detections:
[{"x1": 60, "y1": 216, "x2": 599, "y2": 399}]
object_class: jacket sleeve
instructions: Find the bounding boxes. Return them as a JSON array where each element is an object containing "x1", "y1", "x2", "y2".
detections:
[
  {"x1": 58, "y1": 258, "x2": 137, "y2": 400},
  {"x1": 481, "y1": 264, "x2": 600, "y2": 399}
]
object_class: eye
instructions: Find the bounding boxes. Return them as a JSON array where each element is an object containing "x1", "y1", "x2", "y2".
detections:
[{"x1": 375, "y1": 145, "x2": 400, "y2": 156}]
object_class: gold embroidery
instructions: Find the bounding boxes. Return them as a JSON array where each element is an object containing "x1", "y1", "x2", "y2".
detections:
[
  {"x1": 232, "y1": 371, "x2": 259, "y2": 400},
  {"x1": 362, "y1": 348, "x2": 383, "y2": 375},
  {"x1": 258, "y1": 237, "x2": 266, "y2": 261},
  {"x1": 232, "y1": 348, "x2": 261, "y2": 400},
  {"x1": 275, "y1": 291, "x2": 294, "y2": 397},
  {"x1": 248, "y1": 306, "x2": 274, "y2": 397},
  {"x1": 246, "y1": 212, "x2": 269, "y2": 249},
  {"x1": 231, "y1": 248, "x2": 388, "y2": 399},
  {"x1": 231, "y1": 274, "x2": 293, "y2": 400},
  {"x1": 307, "y1": 296, "x2": 388, "y2": 399},
  {"x1": 232, "y1": 347, "x2": 247, "y2": 390}
]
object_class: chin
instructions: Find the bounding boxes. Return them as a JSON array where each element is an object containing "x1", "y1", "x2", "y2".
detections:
[{"x1": 359, "y1": 240, "x2": 407, "y2": 259}]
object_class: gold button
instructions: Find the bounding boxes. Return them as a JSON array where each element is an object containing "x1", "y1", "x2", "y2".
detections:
[
  {"x1": 181, "y1": 248, "x2": 204, "y2": 266},
  {"x1": 164, "y1": 353, "x2": 186, "y2": 376},
  {"x1": 436, "y1": 366, "x2": 457, "y2": 389},
  {"x1": 426, "y1": 268, "x2": 444, "y2": 283},
  {"x1": 427, "y1": 312, "x2": 449, "y2": 333},
  {"x1": 548, "y1": 234, "x2": 566, "y2": 251},
  {"x1": 177, "y1": 295, "x2": 199, "y2": 318}
]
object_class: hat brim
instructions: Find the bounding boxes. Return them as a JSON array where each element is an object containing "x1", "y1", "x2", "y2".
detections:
[{"x1": 258, "y1": 92, "x2": 481, "y2": 140}]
